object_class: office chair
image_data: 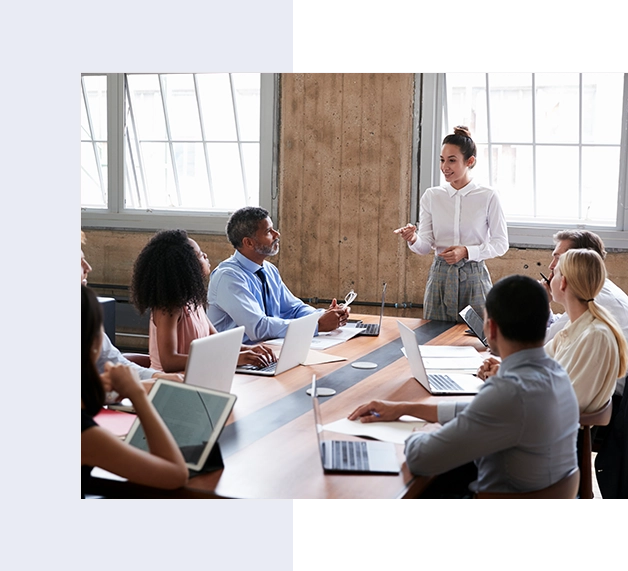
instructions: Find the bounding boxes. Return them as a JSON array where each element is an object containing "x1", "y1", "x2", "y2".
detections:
[
  {"x1": 475, "y1": 467, "x2": 580, "y2": 499},
  {"x1": 123, "y1": 352, "x2": 151, "y2": 368},
  {"x1": 578, "y1": 398, "x2": 613, "y2": 499}
]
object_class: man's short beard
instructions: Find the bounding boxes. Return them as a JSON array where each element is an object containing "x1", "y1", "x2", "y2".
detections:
[{"x1": 254, "y1": 240, "x2": 280, "y2": 257}]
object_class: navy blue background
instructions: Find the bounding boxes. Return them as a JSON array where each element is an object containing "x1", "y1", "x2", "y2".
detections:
[{"x1": 0, "y1": 0, "x2": 294, "y2": 569}]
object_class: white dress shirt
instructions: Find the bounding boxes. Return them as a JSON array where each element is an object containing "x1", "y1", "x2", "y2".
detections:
[
  {"x1": 408, "y1": 180, "x2": 508, "y2": 261},
  {"x1": 545, "y1": 310, "x2": 621, "y2": 414},
  {"x1": 546, "y1": 278, "x2": 628, "y2": 395}
]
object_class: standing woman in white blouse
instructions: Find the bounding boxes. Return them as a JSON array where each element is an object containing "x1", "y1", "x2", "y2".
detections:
[{"x1": 395, "y1": 126, "x2": 508, "y2": 321}]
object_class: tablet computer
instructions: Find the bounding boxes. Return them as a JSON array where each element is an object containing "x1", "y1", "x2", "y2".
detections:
[{"x1": 125, "y1": 379, "x2": 236, "y2": 472}]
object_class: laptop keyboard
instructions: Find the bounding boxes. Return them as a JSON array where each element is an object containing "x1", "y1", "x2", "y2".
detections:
[
  {"x1": 331, "y1": 440, "x2": 369, "y2": 471},
  {"x1": 362, "y1": 323, "x2": 380, "y2": 335},
  {"x1": 428, "y1": 374, "x2": 464, "y2": 392},
  {"x1": 239, "y1": 362, "x2": 277, "y2": 373}
]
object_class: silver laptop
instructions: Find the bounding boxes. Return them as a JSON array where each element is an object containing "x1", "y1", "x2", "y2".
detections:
[
  {"x1": 236, "y1": 311, "x2": 319, "y2": 376},
  {"x1": 311, "y1": 375, "x2": 400, "y2": 474},
  {"x1": 358, "y1": 282, "x2": 387, "y2": 337},
  {"x1": 185, "y1": 326, "x2": 244, "y2": 393},
  {"x1": 397, "y1": 321, "x2": 484, "y2": 395},
  {"x1": 459, "y1": 305, "x2": 489, "y2": 347},
  {"x1": 125, "y1": 378, "x2": 236, "y2": 472},
  {"x1": 108, "y1": 327, "x2": 244, "y2": 413}
]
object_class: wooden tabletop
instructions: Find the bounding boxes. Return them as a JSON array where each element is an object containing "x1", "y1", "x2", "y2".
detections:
[{"x1": 181, "y1": 315, "x2": 487, "y2": 499}]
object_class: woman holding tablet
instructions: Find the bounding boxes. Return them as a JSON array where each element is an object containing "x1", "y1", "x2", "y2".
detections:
[
  {"x1": 395, "y1": 126, "x2": 508, "y2": 321},
  {"x1": 81, "y1": 285, "x2": 188, "y2": 491}
]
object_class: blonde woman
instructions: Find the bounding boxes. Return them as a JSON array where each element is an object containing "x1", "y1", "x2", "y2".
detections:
[
  {"x1": 545, "y1": 248, "x2": 627, "y2": 413},
  {"x1": 480, "y1": 249, "x2": 627, "y2": 413}
]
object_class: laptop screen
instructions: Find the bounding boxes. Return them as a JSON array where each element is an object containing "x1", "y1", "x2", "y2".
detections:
[{"x1": 125, "y1": 379, "x2": 236, "y2": 471}]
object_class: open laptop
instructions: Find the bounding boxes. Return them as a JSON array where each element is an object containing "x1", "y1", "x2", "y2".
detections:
[
  {"x1": 236, "y1": 311, "x2": 319, "y2": 376},
  {"x1": 459, "y1": 305, "x2": 489, "y2": 347},
  {"x1": 397, "y1": 321, "x2": 484, "y2": 395},
  {"x1": 185, "y1": 326, "x2": 244, "y2": 393},
  {"x1": 311, "y1": 375, "x2": 400, "y2": 474},
  {"x1": 108, "y1": 327, "x2": 244, "y2": 413},
  {"x1": 358, "y1": 282, "x2": 387, "y2": 337},
  {"x1": 125, "y1": 378, "x2": 236, "y2": 472}
]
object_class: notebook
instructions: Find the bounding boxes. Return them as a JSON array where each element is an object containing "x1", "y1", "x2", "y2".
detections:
[
  {"x1": 358, "y1": 282, "x2": 387, "y2": 337},
  {"x1": 311, "y1": 375, "x2": 400, "y2": 474},
  {"x1": 236, "y1": 311, "x2": 319, "y2": 376},
  {"x1": 125, "y1": 378, "x2": 236, "y2": 472},
  {"x1": 397, "y1": 321, "x2": 484, "y2": 395},
  {"x1": 185, "y1": 326, "x2": 244, "y2": 393},
  {"x1": 458, "y1": 305, "x2": 489, "y2": 347}
]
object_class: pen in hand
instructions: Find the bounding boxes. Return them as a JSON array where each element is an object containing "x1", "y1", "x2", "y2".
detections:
[
  {"x1": 540, "y1": 272, "x2": 551, "y2": 285},
  {"x1": 369, "y1": 411, "x2": 381, "y2": 418}
]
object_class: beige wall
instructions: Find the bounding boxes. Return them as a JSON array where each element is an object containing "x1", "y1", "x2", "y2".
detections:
[{"x1": 82, "y1": 73, "x2": 628, "y2": 346}]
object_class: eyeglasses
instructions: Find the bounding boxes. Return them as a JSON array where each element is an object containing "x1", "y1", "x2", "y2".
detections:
[{"x1": 341, "y1": 289, "x2": 357, "y2": 309}]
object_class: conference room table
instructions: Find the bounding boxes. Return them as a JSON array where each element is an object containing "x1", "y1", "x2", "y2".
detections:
[
  {"x1": 179, "y1": 314, "x2": 487, "y2": 499},
  {"x1": 85, "y1": 314, "x2": 489, "y2": 499}
]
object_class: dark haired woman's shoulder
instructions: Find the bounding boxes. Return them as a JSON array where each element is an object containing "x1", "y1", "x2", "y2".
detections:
[{"x1": 81, "y1": 409, "x2": 98, "y2": 432}]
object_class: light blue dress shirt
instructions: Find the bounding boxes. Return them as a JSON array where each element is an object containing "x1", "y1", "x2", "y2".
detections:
[
  {"x1": 404, "y1": 347, "x2": 579, "y2": 493},
  {"x1": 207, "y1": 250, "x2": 319, "y2": 343}
]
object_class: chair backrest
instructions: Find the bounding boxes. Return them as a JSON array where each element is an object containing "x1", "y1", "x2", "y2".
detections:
[
  {"x1": 475, "y1": 467, "x2": 580, "y2": 499},
  {"x1": 123, "y1": 352, "x2": 151, "y2": 369},
  {"x1": 580, "y1": 398, "x2": 613, "y2": 428},
  {"x1": 578, "y1": 398, "x2": 613, "y2": 499}
]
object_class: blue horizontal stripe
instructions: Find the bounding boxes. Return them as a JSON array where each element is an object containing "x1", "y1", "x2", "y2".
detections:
[
  {"x1": 296, "y1": 15, "x2": 622, "y2": 26},
  {"x1": 296, "y1": 31, "x2": 627, "y2": 40},
  {"x1": 297, "y1": 39, "x2": 624, "y2": 48},
  {"x1": 296, "y1": 21, "x2": 624, "y2": 34},
  {"x1": 296, "y1": 63, "x2": 624, "y2": 73}
]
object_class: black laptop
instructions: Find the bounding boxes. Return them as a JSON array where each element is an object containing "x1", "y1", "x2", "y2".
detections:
[{"x1": 459, "y1": 305, "x2": 488, "y2": 347}]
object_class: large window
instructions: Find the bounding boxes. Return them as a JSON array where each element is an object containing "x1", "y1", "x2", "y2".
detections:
[
  {"x1": 417, "y1": 74, "x2": 628, "y2": 248},
  {"x1": 81, "y1": 73, "x2": 277, "y2": 232}
]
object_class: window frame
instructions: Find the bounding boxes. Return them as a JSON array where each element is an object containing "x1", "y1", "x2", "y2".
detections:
[
  {"x1": 80, "y1": 73, "x2": 279, "y2": 234},
  {"x1": 414, "y1": 73, "x2": 628, "y2": 250}
]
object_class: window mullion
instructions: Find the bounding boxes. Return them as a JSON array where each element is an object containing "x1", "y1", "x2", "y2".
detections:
[
  {"x1": 531, "y1": 73, "x2": 538, "y2": 219},
  {"x1": 107, "y1": 73, "x2": 124, "y2": 214},
  {"x1": 485, "y1": 74, "x2": 493, "y2": 186}
]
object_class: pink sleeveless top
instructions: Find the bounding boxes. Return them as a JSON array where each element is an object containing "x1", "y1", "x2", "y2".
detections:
[{"x1": 149, "y1": 305, "x2": 211, "y2": 372}]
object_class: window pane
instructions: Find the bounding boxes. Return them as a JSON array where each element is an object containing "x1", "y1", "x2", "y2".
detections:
[
  {"x1": 196, "y1": 74, "x2": 237, "y2": 141},
  {"x1": 81, "y1": 75, "x2": 107, "y2": 209},
  {"x1": 126, "y1": 74, "x2": 167, "y2": 140},
  {"x1": 207, "y1": 143, "x2": 245, "y2": 209},
  {"x1": 161, "y1": 74, "x2": 202, "y2": 141},
  {"x1": 445, "y1": 73, "x2": 487, "y2": 142},
  {"x1": 174, "y1": 142, "x2": 211, "y2": 209},
  {"x1": 535, "y1": 73, "x2": 580, "y2": 144},
  {"x1": 488, "y1": 73, "x2": 533, "y2": 143},
  {"x1": 141, "y1": 142, "x2": 177, "y2": 208},
  {"x1": 490, "y1": 145, "x2": 535, "y2": 219},
  {"x1": 81, "y1": 142, "x2": 107, "y2": 208},
  {"x1": 123, "y1": 73, "x2": 263, "y2": 212},
  {"x1": 241, "y1": 142, "x2": 260, "y2": 205},
  {"x1": 536, "y1": 146, "x2": 580, "y2": 220},
  {"x1": 582, "y1": 73, "x2": 624, "y2": 145},
  {"x1": 581, "y1": 146, "x2": 619, "y2": 225},
  {"x1": 232, "y1": 73, "x2": 261, "y2": 141}
]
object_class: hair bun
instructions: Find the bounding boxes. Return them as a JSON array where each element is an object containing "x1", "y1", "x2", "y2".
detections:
[{"x1": 453, "y1": 126, "x2": 472, "y2": 138}]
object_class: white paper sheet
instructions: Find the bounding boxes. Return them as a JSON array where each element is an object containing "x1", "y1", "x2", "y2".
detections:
[{"x1": 322, "y1": 415, "x2": 428, "y2": 444}]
